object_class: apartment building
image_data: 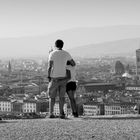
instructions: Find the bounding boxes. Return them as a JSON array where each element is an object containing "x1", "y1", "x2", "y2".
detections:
[
  {"x1": 0, "y1": 97, "x2": 49, "y2": 114},
  {"x1": 83, "y1": 102, "x2": 100, "y2": 116},
  {"x1": 83, "y1": 102, "x2": 136, "y2": 116},
  {"x1": 120, "y1": 103, "x2": 136, "y2": 114},
  {"x1": 105, "y1": 103, "x2": 121, "y2": 115},
  {"x1": 23, "y1": 100, "x2": 37, "y2": 113},
  {"x1": 11, "y1": 100, "x2": 23, "y2": 113},
  {"x1": 0, "y1": 98, "x2": 12, "y2": 113}
]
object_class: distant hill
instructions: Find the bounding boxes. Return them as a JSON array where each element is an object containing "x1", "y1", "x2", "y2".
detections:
[
  {"x1": 0, "y1": 25, "x2": 140, "y2": 58},
  {"x1": 68, "y1": 38, "x2": 140, "y2": 58}
]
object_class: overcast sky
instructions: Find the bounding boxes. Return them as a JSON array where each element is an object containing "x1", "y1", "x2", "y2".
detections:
[{"x1": 0, "y1": 0, "x2": 140, "y2": 38}]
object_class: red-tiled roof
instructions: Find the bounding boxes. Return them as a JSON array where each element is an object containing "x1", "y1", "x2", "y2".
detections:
[
  {"x1": 83, "y1": 101, "x2": 102, "y2": 105},
  {"x1": 23, "y1": 99, "x2": 37, "y2": 103},
  {"x1": 80, "y1": 83, "x2": 118, "y2": 92}
]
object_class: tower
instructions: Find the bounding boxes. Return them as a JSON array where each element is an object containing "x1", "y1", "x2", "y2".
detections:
[
  {"x1": 115, "y1": 60, "x2": 125, "y2": 75},
  {"x1": 8, "y1": 61, "x2": 12, "y2": 74},
  {"x1": 136, "y1": 49, "x2": 140, "y2": 76}
]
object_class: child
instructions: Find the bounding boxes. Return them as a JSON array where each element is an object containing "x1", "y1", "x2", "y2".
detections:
[{"x1": 66, "y1": 61, "x2": 78, "y2": 117}]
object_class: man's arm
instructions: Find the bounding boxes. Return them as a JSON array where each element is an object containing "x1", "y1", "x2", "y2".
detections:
[
  {"x1": 47, "y1": 60, "x2": 53, "y2": 82},
  {"x1": 66, "y1": 51, "x2": 76, "y2": 66},
  {"x1": 67, "y1": 59, "x2": 76, "y2": 66}
]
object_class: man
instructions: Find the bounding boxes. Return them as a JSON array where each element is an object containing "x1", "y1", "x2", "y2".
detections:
[{"x1": 47, "y1": 39, "x2": 75, "y2": 118}]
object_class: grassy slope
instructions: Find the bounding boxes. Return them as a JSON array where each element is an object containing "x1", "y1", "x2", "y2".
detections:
[{"x1": 0, "y1": 117, "x2": 140, "y2": 140}]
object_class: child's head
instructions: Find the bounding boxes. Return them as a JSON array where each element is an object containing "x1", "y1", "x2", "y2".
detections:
[{"x1": 67, "y1": 61, "x2": 71, "y2": 66}]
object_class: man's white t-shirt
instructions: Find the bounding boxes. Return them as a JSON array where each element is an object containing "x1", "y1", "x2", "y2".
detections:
[
  {"x1": 66, "y1": 65, "x2": 76, "y2": 82},
  {"x1": 48, "y1": 49, "x2": 72, "y2": 78}
]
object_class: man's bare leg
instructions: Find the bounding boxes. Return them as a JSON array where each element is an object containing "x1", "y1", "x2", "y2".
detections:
[
  {"x1": 59, "y1": 97, "x2": 65, "y2": 115},
  {"x1": 49, "y1": 98, "x2": 55, "y2": 118}
]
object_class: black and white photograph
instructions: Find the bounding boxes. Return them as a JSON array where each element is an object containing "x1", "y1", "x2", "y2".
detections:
[{"x1": 1, "y1": 0, "x2": 140, "y2": 139}]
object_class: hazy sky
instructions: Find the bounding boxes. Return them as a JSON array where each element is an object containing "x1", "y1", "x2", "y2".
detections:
[
  {"x1": 0, "y1": 0, "x2": 140, "y2": 38},
  {"x1": 0, "y1": 0, "x2": 140, "y2": 58}
]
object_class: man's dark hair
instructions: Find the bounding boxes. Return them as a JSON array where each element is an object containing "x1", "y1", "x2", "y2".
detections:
[{"x1": 55, "y1": 39, "x2": 64, "y2": 49}]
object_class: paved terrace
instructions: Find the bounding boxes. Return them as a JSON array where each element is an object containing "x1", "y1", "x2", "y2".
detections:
[{"x1": 0, "y1": 115, "x2": 140, "y2": 140}]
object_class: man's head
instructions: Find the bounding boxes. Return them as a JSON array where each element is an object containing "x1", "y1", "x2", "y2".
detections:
[{"x1": 55, "y1": 39, "x2": 64, "y2": 49}]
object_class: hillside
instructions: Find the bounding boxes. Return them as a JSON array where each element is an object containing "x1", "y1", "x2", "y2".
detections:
[
  {"x1": 68, "y1": 38, "x2": 140, "y2": 58},
  {"x1": 1, "y1": 25, "x2": 140, "y2": 58}
]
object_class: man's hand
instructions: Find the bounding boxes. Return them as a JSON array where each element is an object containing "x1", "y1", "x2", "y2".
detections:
[
  {"x1": 67, "y1": 59, "x2": 76, "y2": 66},
  {"x1": 47, "y1": 60, "x2": 53, "y2": 82}
]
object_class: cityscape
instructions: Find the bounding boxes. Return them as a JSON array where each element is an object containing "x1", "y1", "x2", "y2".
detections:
[
  {"x1": 1, "y1": 0, "x2": 140, "y2": 139},
  {"x1": 0, "y1": 48, "x2": 140, "y2": 119}
]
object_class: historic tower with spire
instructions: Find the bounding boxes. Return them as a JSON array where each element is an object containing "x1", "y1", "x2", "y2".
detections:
[
  {"x1": 8, "y1": 61, "x2": 12, "y2": 74},
  {"x1": 136, "y1": 49, "x2": 140, "y2": 78}
]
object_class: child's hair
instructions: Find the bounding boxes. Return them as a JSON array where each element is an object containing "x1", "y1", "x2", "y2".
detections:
[{"x1": 67, "y1": 61, "x2": 71, "y2": 65}]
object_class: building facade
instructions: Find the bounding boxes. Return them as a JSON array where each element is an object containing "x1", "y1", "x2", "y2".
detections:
[
  {"x1": 0, "y1": 98, "x2": 12, "y2": 113},
  {"x1": 0, "y1": 97, "x2": 49, "y2": 114},
  {"x1": 11, "y1": 100, "x2": 23, "y2": 113},
  {"x1": 36, "y1": 100, "x2": 49, "y2": 113},
  {"x1": 83, "y1": 104, "x2": 100, "y2": 116},
  {"x1": 105, "y1": 103, "x2": 121, "y2": 115},
  {"x1": 120, "y1": 103, "x2": 136, "y2": 114},
  {"x1": 22, "y1": 100, "x2": 36, "y2": 113},
  {"x1": 83, "y1": 102, "x2": 136, "y2": 116}
]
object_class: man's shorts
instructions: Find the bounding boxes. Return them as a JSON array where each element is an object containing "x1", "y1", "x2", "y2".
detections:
[
  {"x1": 47, "y1": 78, "x2": 67, "y2": 98},
  {"x1": 66, "y1": 81, "x2": 77, "y2": 92}
]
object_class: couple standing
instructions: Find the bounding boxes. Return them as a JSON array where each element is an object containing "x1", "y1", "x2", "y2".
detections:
[{"x1": 47, "y1": 39, "x2": 78, "y2": 119}]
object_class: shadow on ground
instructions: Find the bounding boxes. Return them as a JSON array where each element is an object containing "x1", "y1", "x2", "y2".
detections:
[
  {"x1": 82, "y1": 116, "x2": 140, "y2": 120},
  {"x1": 0, "y1": 120, "x2": 18, "y2": 124}
]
